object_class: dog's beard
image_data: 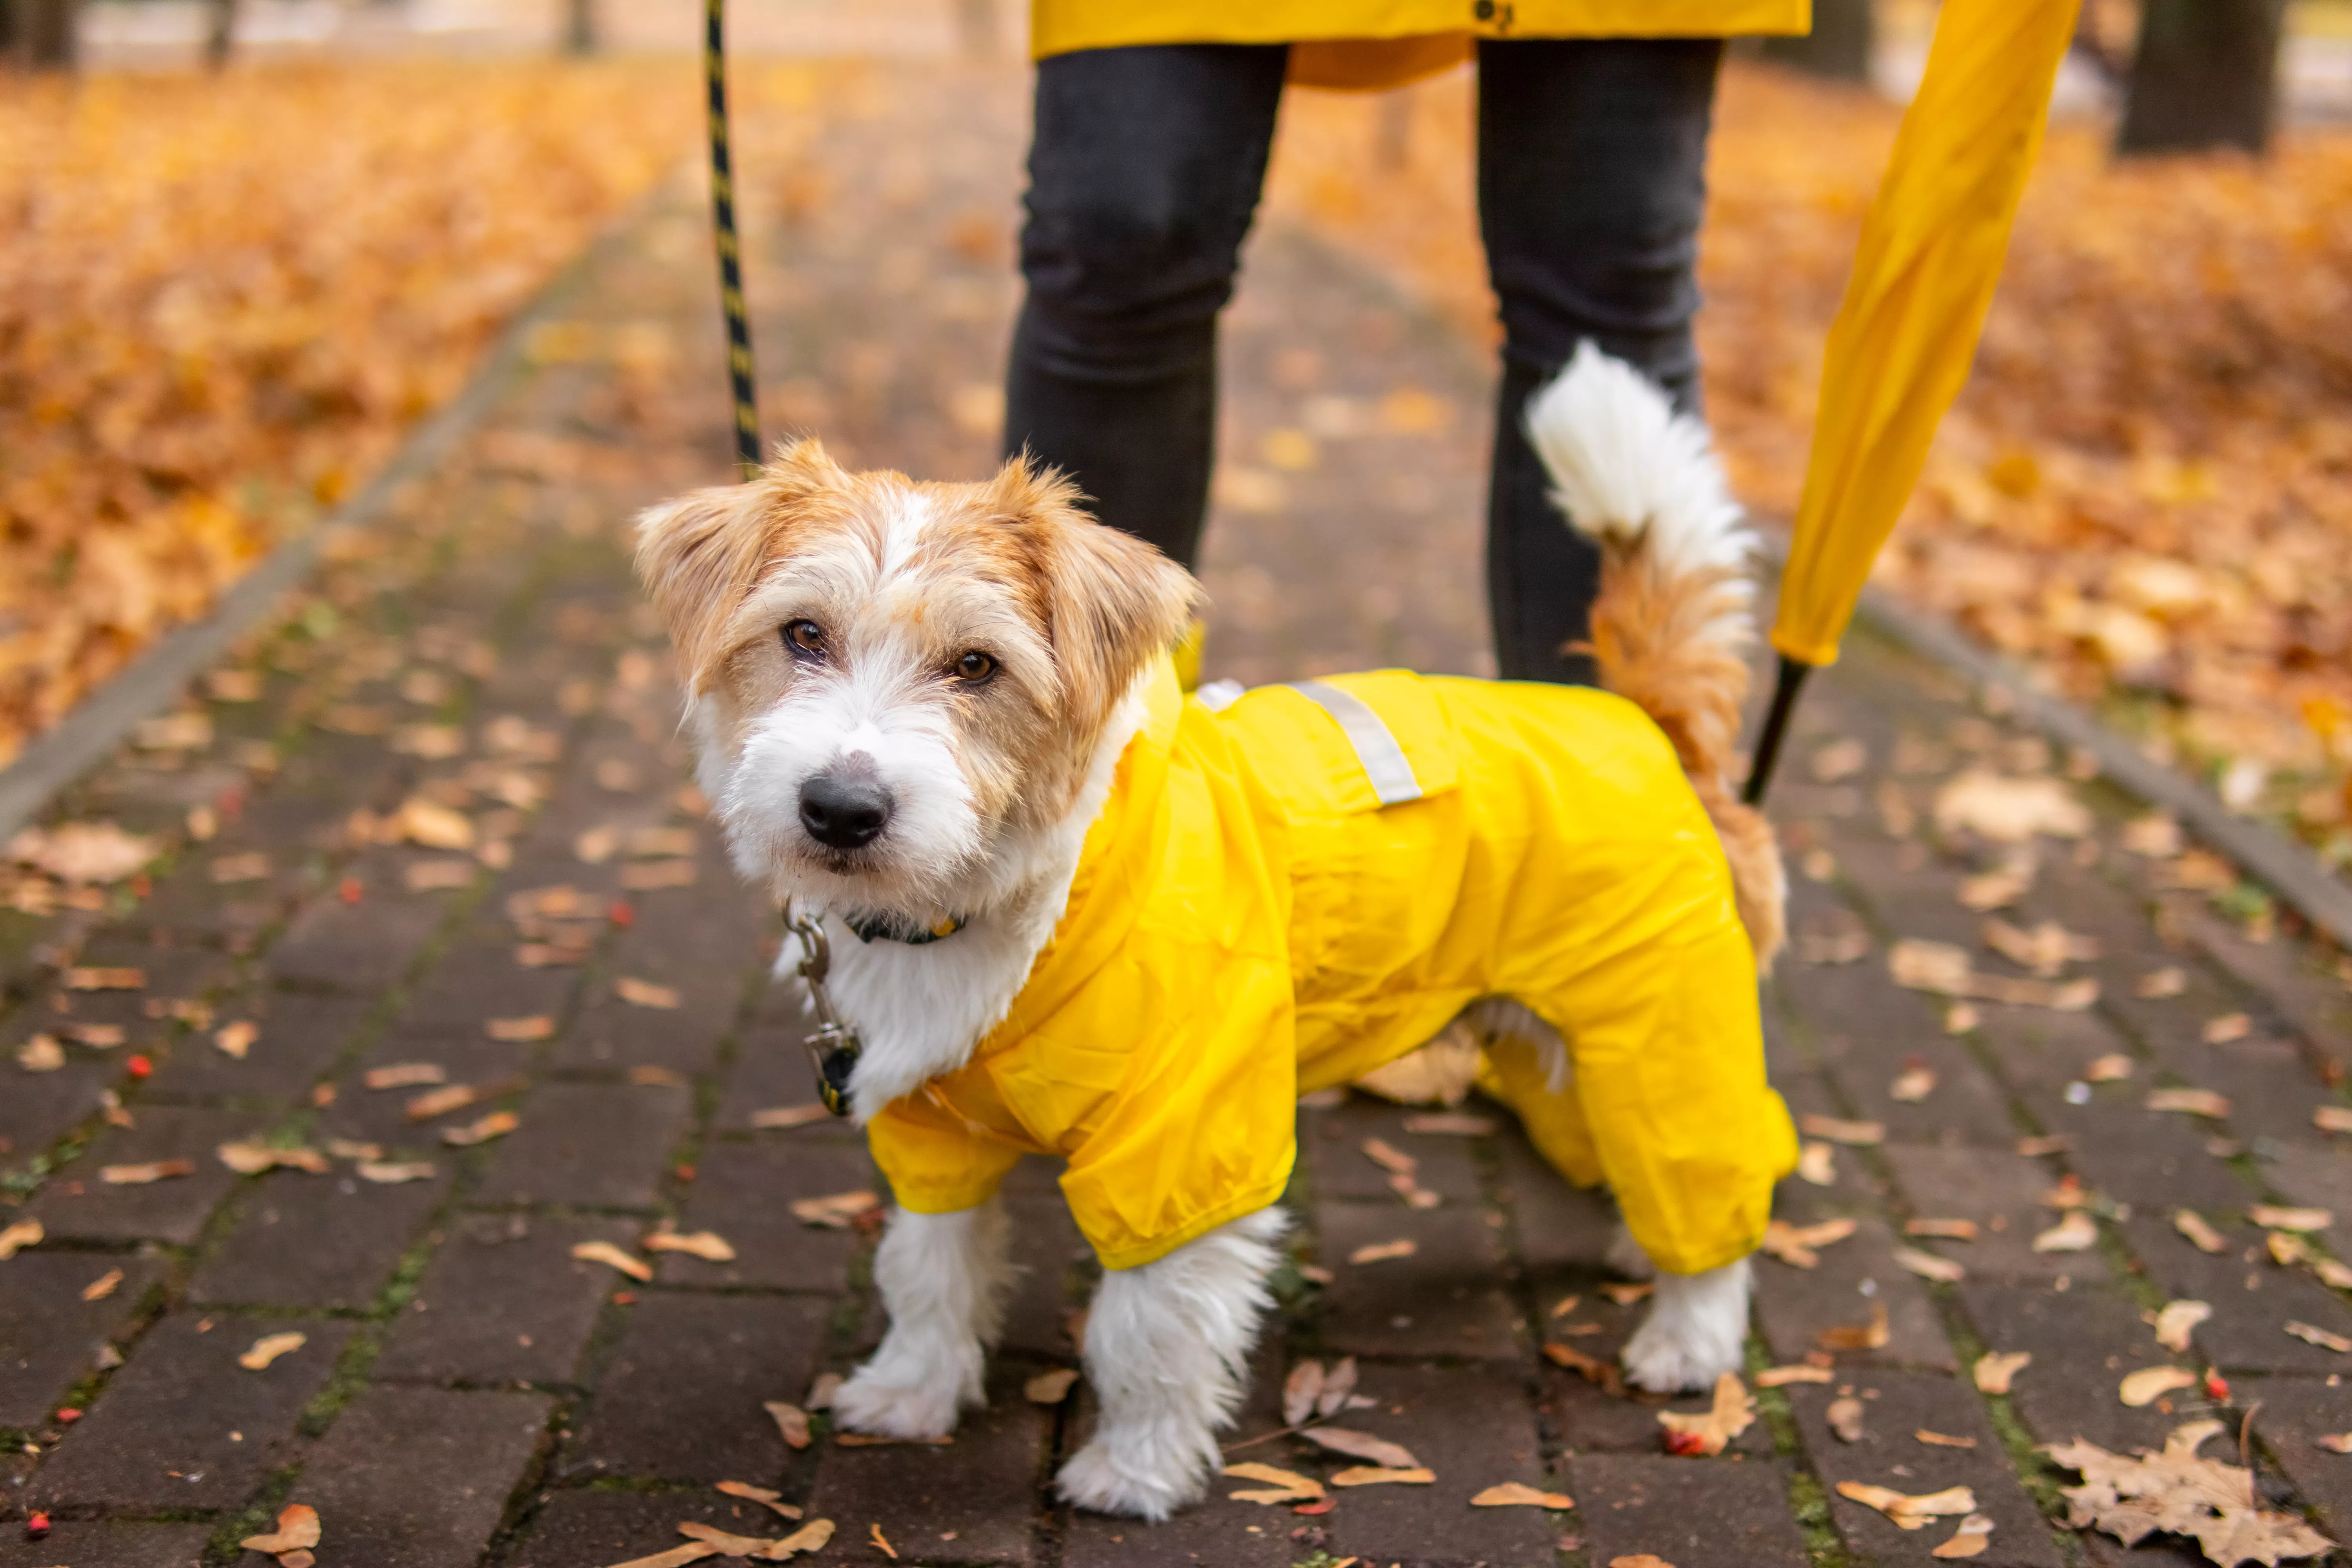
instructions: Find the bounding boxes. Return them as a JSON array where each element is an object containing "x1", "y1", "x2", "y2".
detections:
[{"x1": 714, "y1": 688, "x2": 990, "y2": 917}]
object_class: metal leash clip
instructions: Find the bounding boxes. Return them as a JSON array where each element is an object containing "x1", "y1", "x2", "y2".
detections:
[{"x1": 782, "y1": 902, "x2": 860, "y2": 1117}]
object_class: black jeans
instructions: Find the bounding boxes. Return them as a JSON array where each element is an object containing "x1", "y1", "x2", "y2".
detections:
[{"x1": 1004, "y1": 38, "x2": 1724, "y2": 683}]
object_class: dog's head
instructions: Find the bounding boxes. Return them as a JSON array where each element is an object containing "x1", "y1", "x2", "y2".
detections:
[{"x1": 633, "y1": 440, "x2": 1197, "y2": 918}]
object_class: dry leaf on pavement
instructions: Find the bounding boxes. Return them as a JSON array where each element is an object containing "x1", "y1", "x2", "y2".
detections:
[
  {"x1": 1658, "y1": 1374, "x2": 1754, "y2": 1456},
  {"x1": 2033, "y1": 1211, "x2": 2100, "y2": 1253},
  {"x1": 1836, "y1": 1481, "x2": 1980, "y2": 1530},
  {"x1": 1601, "y1": 1281, "x2": 1653, "y2": 1305},
  {"x1": 81, "y1": 1267, "x2": 122, "y2": 1301},
  {"x1": 1982, "y1": 917, "x2": 2098, "y2": 976},
  {"x1": 1348, "y1": 1238, "x2": 1416, "y2": 1265},
  {"x1": 1331, "y1": 1466, "x2": 1435, "y2": 1486},
  {"x1": 1316, "y1": 1355, "x2": 1359, "y2": 1418},
  {"x1": 1931, "y1": 771, "x2": 2089, "y2": 842},
  {"x1": 357, "y1": 1160, "x2": 436, "y2": 1184},
  {"x1": 1402, "y1": 1112, "x2": 1495, "y2": 1135},
  {"x1": 1907, "y1": 1218, "x2": 1980, "y2": 1241},
  {"x1": 238, "y1": 1332, "x2": 307, "y2": 1370},
  {"x1": 484, "y1": 1015, "x2": 556, "y2": 1042},
  {"x1": 2085, "y1": 1054, "x2": 2134, "y2": 1082},
  {"x1": 15, "y1": 1033, "x2": 63, "y2": 1071},
  {"x1": 2120, "y1": 1366, "x2": 2200, "y2": 1406},
  {"x1": 1931, "y1": 1514, "x2": 1996, "y2": 1558},
  {"x1": 769, "y1": 1519, "x2": 835, "y2": 1558},
  {"x1": 616, "y1": 976, "x2": 682, "y2": 1009},
  {"x1": 1760, "y1": 1216, "x2": 1857, "y2": 1269},
  {"x1": 2318, "y1": 1434, "x2": 2352, "y2": 1454},
  {"x1": 1283, "y1": 1360, "x2": 1325, "y2": 1426},
  {"x1": 0, "y1": 1218, "x2": 45, "y2": 1258},
  {"x1": 1756, "y1": 1365, "x2": 1835, "y2": 1387},
  {"x1": 1796, "y1": 1141, "x2": 1837, "y2": 1185},
  {"x1": 644, "y1": 1230, "x2": 735, "y2": 1262},
  {"x1": 2156, "y1": 1301, "x2": 2213, "y2": 1352},
  {"x1": 213, "y1": 1021, "x2": 259, "y2": 1059},
  {"x1": 763, "y1": 1401, "x2": 811, "y2": 1450},
  {"x1": 1918, "y1": 1430, "x2": 1978, "y2": 1449},
  {"x1": 1303, "y1": 1426, "x2": 1419, "y2": 1470},
  {"x1": 2252, "y1": 1206, "x2": 2333, "y2": 1232},
  {"x1": 217, "y1": 1141, "x2": 330, "y2": 1176},
  {"x1": 2316, "y1": 1107, "x2": 2352, "y2": 1135},
  {"x1": 1827, "y1": 1397, "x2": 1865, "y2": 1442},
  {"x1": 1607, "y1": 1558, "x2": 1675, "y2": 1568},
  {"x1": 715, "y1": 1481, "x2": 801, "y2": 1521},
  {"x1": 1975, "y1": 1351, "x2": 2031, "y2": 1394},
  {"x1": 790, "y1": 1191, "x2": 879, "y2": 1229},
  {"x1": 751, "y1": 1104, "x2": 833, "y2": 1130},
  {"x1": 364, "y1": 1062, "x2": 446, "y2": 1090},
  {"x1": 604, "y1": 1544, "x2": 715, "y2": 1568},
  {"x1": 1798, "y1": 1114, "x2": 1884, "y2": 1146},
  {"x1": 1472, "y1": 1481, "x2": 1574, "y2": 1508},
  {"x1": 2287, "y1": 1321, "x2": 2352, "y2": 1353},
  {"x1": 65, "y1": 967, "x2": 145, "y2": 991},
  {"x1": 441, "y1": 1110, "x2": 519, "y2": 1147},
  {"x1": 1895, "y1": 1246, "x2": 1966, "y2": 1283},
  {"x1": 100, "y1": 1159, "x2": 194, "y2": 1185},
  {"x1": 2045, "y1": 1420, "x2": 2334, "y2": 1564},
  {"x1": 1889, "y1": 1064, "x2": 1937, "y2": 1102},
  {"x1": 1226, "y1": 1461, "x2": 1323, "y2": 1503},
  {"x1": 1819, "y1": 1301, "x2": 1891, "y2": 1352},
  {"x1": 2138, "y1": 965, "x2": 2189, "y2": 998},
  {"x1": 241, "y1": 1504, "x2": 322, "y2": 1553},
  {"x1": 1024, "y1": 1369, "x2": 1079, "y2": 1405},
  {"x1": 572, "y1": 1241, "x2": 652, "y2": 1281},
  {"x1": 2176, "y1": 1210, "x2": 2230, "y2": 1253},
  {"x1": 2203, "y1": 1013, "x2": 2253, "y2": 1044},
  {"x1": 2149, "y1": 1088, "x2": 2232, "y2": 1118}
]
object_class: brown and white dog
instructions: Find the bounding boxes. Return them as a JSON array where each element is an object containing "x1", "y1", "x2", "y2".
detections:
[{"x1": 634, "y1": 345, "x2": 1783, "y2": 1519}]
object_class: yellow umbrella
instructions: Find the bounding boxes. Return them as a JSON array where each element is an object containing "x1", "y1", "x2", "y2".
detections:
[{"x1": 1746, "y1": 0, "x2": 2083, "y2": 802}]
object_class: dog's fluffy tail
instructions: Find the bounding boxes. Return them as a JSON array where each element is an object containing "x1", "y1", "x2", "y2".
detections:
[{"x1": 1525, "y1": 342, "x2": 1786, "y2": 969}]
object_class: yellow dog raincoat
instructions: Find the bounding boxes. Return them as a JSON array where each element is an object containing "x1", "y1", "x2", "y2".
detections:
[{"x1": 869, "y1": 658, "x2": 1797, "y2": 1274}]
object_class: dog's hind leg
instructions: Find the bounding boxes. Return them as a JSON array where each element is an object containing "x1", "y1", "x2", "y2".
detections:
[
  {"x1": 1056, "y1": 1207, "x2": 1289, "y2": 1520},
  {"x1": 832, "y1": 1198, "x2": 1016, "y2": 1440},
  {"x1": 1621, "y1": 1256, "x2": 1753, "y2": 1393}
]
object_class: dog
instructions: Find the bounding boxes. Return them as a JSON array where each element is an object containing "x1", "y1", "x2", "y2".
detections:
[{"x1": 633, "y1": 343, "x2": 1797, "y2": 1521}]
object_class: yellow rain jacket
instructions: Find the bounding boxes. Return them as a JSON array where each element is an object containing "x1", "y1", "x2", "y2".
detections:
[{"x1": 868, "y1": 659, "x2": 1797, "y2": 1274}]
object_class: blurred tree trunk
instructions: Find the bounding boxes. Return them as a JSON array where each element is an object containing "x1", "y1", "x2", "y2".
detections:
[
  {"x1": 19, "y1": 0, "x2": 77, "y2": 68},
  {"x1": 563, "y1": 0, "x2": 595, "y2": 55},
  {"x1": 2116, "y1": 0, "x2": 2287, "y2": 156},
  {"x1": 1759, "y1": 0, "x2": 1871, "y2": 82},
  {"x1": 203, "y1": 0, "x2": 236, "y2": 68}
]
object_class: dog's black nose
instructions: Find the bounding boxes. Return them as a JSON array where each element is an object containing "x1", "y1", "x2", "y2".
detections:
[{"x1": 799, "y1": 772, "x2": 892, "y2": 849}]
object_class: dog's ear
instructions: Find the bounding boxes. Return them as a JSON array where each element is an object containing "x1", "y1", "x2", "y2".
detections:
[
  {"x1": 633, "y1": 439, "x2": 848, "y2": 691},
  {"x1": 987, "y1": 455, "x2": 1200, "y2": 733}
]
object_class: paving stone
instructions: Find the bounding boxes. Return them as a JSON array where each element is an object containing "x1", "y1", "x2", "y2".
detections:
[
  {"x1": 2117, "y1": 1210, "x2": 2352, "y2": 1374},
  {"x1": 655, "y1": 1138, "x2": 869, "y2": 1292},
  {"x1": 29, "y1": 1105, "x2": 252, "y2": 1245},
  {"x1": 1310, "y1": 1201, "x2": 1519, "y2": 1360},
  {"x1": 803, "y1": 1368, "x2": 1046, "y2": 1563},
  {"x1": 1000, "y1": 1192, "x2": 1088, "y2": 1359},
  {"x1": 189, "y1": 1163, "x2": 449, "y2": 1309},
  {"x1": 1752, "y1": 1210, "x2": 1955, "y2": 1372},
  {"x1": 2261, "y1": 1143, "x2": 2352, "y2": 1221},
  {"x1": 603, "y1": 890, "x2": 771, "y2": 984},
  {"x1": 572, "y1": 1292, "x2": 830, "y2": 1482},
  {"x1": 2050, "y1": 1098, "x2": 2254, "y2": 1217},
  {"x1": 551, "y1": 982, "x2": 735, "y2": 1074},
  {"x1": 266, "y1": 885, "x2": 445, "y2": 993},
  {"x1": 1956, "y1": 1281, "x2": 2190, "y2": 1452},
  {"x1": 1308, "y1": 1363, "x2": 1559, "y2": 1564},
  {"x1": 714, "y1": 1019, "x2": 858, "y2": 1134},
  {"x1": 506, "y1": 1489, "x2": 805, "y2": 1568},
  {"x1": 1303, "y1": 1093, "x2": 1483, "y2": 1202},
  {"x1": 1566, "y1": 1453, "x2": 1810, "y2": 1568},
  {"x1": 2223, "y1": 1375, "x2": 2352, "y2": 1541},
  {"x1": 296, "y1": 1386, "x2": 553, "y2": 1568},
  {"x1": 2180, "y1": 908, "x2": 2352, "y2": 1076},
  {"x1": 0, "y1": 1522, "x2": 211, "y2": 1568},
  {"x1": 30, "y1": 1312, "x2": 352, "y2": 1510},
  {"x1": 1784, "y1": 1370, "x2": 2065, "y2": 1566},
  {"x1": 1881, "y1": 1143, "x2": 2109, "y2": 1282},
  {"x1": 52, "y1": 940, "x2": 233, "y2": 1034},
  {"x1": 1492, "y1": 1119, "x2": 1619, "y2": 1276},
  {"x1": 0, "y1": 1057, "x2": 110, "y2": 1168},
  {"x1": 143, "y1": 987, "x2": 373, "y2": 1102},
  {"x1": 395, "y1": 938, "x2": 579, "y2": 1034},
  {"x1": 374, "y1": 1213, "x2": 641, "y2": 1386},
  {"x1": 474, "y1": 1082, "x2": 689, "y2": 1209},
  {"x1": 1773, "y1": 954, "x2": 2023, "y2": 1147},
  {"x1": 0, "y1": 1253, "x2": 163, "y2": 1428},
  {"x1": 324, "y1": 1025, "x2": 537, "y2": 1149}
]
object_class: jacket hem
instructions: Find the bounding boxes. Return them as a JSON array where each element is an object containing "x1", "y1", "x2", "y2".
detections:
[{"x1": 1090, "y1": 1177, "x2": 1293, "y2": 1271}]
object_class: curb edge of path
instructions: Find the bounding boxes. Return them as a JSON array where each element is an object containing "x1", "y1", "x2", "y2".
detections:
[{"x1": 0, "y1": 174, "x2": 684, "y2": 848}]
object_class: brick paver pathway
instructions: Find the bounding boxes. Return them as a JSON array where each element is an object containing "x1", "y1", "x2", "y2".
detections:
[{"x1": 7, "y1": 54, "x2": 2352, "y2": 1568}]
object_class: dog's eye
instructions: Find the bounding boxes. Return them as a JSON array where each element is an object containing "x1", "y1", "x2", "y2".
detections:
[
  {"x1": 783, "y1": 621, "x2": 826, "y2": 659},
  {"x1": 953, "y1": 650, "x2": 996, "y2": 683}
]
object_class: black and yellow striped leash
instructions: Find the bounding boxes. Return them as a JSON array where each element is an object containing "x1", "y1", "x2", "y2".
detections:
[{"x1": 704, "y1": 0, "x2": 761, "y2": 479}]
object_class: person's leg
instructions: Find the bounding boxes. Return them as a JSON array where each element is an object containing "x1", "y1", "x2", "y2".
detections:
[
  {"x1": 1477, "y1": 37, "x2": 1726, "y2": 682},
  {"x1": 1004, "y1": 44, "x2": 1290, "y2": 566}
]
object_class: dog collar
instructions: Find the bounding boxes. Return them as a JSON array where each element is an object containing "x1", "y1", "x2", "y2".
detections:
[{"x1": 844, "y1": 911, "x2": 967, "y2": 945}]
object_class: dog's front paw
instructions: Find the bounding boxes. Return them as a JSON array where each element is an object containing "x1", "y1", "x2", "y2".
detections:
[
  {"x1": 1056, "y1": 1437, "x2": 1208, "y2": 1521},
  {"x1": 831, "y1": 1367, "x2": 962, "y2": 1441},
  {"x1": 1620, "y1": 1259, "x2": 1751, "y2": 1394}
]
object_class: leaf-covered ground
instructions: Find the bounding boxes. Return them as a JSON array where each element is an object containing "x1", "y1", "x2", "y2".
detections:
[
  {"x1": 0, "y1": 59, "x2": 702, "y2": 766},
  {"x1": 1267, "y1": 62, "x2": 2352, "y2": 859}
]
